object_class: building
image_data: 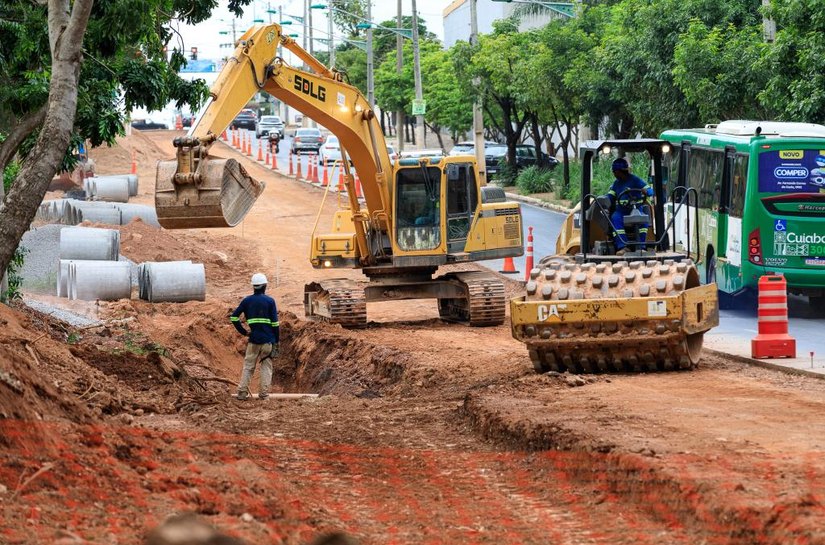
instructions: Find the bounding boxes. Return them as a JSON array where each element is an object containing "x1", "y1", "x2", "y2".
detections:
[{"x1": 442, "y1": 0, "x2": 575, "y2": 47}]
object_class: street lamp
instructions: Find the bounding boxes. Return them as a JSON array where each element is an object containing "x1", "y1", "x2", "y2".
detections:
[{"x1": 309, "y1": 3, "x2": 334, "y2": 67}]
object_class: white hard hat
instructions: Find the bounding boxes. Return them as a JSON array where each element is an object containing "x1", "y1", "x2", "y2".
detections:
[{"x1": 251, "y1": 272, "x2": 268, "y2": 287}]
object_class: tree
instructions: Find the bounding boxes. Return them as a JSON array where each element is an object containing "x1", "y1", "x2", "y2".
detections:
[
  {"x1": 673, "y1": 20, "x2": 769, "y2": 122},
  {"x1": 329, "y1": 0, "x2": 369, "y2": 38},
  {"x1": 455, "y1": 19, "x2": 532, "y2": 170},
  {"x1": 419, "y1": 48, "x2": 473, "y2": 148},
  {"x1": 517, "y1": 21, "x2": 596, "y2": 189},
  {"x1": 759, "y1": 0, "x2": 825, "y2": 121},
  {"x1": 0, "y1": 0, "x2": 251, "y2": 284}
]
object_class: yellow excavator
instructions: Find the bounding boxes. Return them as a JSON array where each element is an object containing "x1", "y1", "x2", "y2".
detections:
[{"x1": 155, "y1": 24, "x2": 523, "y2": 327}]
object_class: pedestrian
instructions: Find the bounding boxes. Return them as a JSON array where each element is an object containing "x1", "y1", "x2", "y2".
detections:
[{"x1": 230, "y1": 273, "x2": 280, "y2": 400}]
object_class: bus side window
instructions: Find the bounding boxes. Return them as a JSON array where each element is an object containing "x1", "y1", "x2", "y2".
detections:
[{"x1": 729, "y1": 155, "x2": 748, "y2": 218}]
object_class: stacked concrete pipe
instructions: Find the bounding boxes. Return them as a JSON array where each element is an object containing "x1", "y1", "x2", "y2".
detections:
[
  {"x1": 67, "y1": 260, "x2": 132, "y2": 300},
  {"x1": 138, "y1": 261, "x2": 205, "y2": 302},
  {"x1": 59, "y1": 226, "x2": 120, "y2": 260},
  {"x1": 87, "y1": 176, "x2": 130, "y2": 202}
]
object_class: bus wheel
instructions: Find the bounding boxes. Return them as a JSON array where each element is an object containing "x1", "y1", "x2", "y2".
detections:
[{"x1": 707, "y1": 254, "x2": 717, "y2": 285}]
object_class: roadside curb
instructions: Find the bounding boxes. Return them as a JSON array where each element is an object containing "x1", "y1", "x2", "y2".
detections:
[
  {"x1": 707, "y1": 348, "x2": 825, "y2": 381},
  {"x1": 503, "y1": 192, "x2": 573, "y2": 215}
]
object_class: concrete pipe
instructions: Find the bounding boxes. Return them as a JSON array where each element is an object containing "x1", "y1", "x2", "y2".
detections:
[
  {"x1": 89, "y1": 176, "x2": 130, "y2": 202},
  {"x1": 77, "y1": 205, "x2": 122, "y2": 226},
  {"x1": 68, "y1": 260, "x2": 132, "y2": 301},
  {"x1": 59, "y1": 227, "x2": 120, "y2": 261},
  {"x1": 93, "y1": 174, "x2": 137, "y2": 197},
  {"x1": 57, "y1": 259, "x2": 72, "y2": 297},
  {"x1": 117, "y1": 203, "x2": 159, "y2": 227},
  {"x1": 140, "y1": 261, "x2": 204, "y2": 303}
]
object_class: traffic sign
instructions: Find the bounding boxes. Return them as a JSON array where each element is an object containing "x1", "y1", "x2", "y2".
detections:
[{"x1": 412, "y1": 99, "x2": 426, "y2": 115}]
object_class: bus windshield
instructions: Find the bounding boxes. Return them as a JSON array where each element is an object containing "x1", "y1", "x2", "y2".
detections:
[{"x1": 758, "y1": 148, "x2": 825, "y2": 195}]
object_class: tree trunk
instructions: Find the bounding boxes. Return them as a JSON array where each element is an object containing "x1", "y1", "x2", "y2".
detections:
[
  {"x1": 0, "y1": 0, "x2": 94, "y2": 277},
  {"x1": 0, "y1": 106, "x2": 48, "y2": 174},
  {"x1": 530, "y1": 113, "x2": 544, "y2": 167},
  {"x1": 426, "y1": 122, "x2": 445, "y2": 151}
]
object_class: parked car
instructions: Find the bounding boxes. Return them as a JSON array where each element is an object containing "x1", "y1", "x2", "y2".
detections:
[
  {"x1": 291, "y1": 127, "x2": 324, "y2": 154},
  {"x1": 319, "y1": 135, "x2": 344, "y2": 164},
  {"x1": 256, "y1": 115, "x2": 285, "y2": 139},
  {"x1": 448, "y1": 140, "x2": 498, "y2": 156},
  {"x1": 130, "y1": 119, "x2": 168, "y2": 130},
  {"x1": 386, "y1": 145, "x2": 398, "y2": 164},
  {"x1": 232, "y1": 109, "x2": 258, "y2": 130},
  {"x1": 486, "y1": 144, "x2": 559, "y2": 178}
]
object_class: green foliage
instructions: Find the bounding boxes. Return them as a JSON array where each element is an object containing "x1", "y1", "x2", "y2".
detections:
[
  {"x1": 759, "y1": 0, "x2": 825, "y2": 121},
  {"x1": 4, "y1": 245, "x2": 27, "y2": 301},
  {"x1": 3, "y1": 159, "x2": 20, "y2": 194},
  {"x1": 330, "y1": 0, "x2": 369, "y2": 38},
  {"x1": 515, "y1": 166, "x2": 555, "y2": 195},
  {"x1": 67, "y1": 332, "x2": 81, "y2": 344},
  {"x1": 117, "y1": 332, "x2": 169, "y2": 357},
  {"x1": 495, "y1": 159, "x2": 518, "y2": 187},
  {"x1": 0, "y1": 0, "x2": 238, "y2": 171}
]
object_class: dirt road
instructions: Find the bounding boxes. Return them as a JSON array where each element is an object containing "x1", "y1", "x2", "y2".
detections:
[{"x1": 1, "y1": 131, "x2": 824, "y2": 544}]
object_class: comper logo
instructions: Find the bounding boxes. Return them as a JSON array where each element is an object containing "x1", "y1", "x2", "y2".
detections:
[
  {"x1": 774, "y1": 166, "x2": 809, "y2": 179},
  {"x1": 294, "y1": 75, "x2": 326, "y2": 102},
  {"x1": 537, "y1": 304, "x2": 567, "y2": 321}
]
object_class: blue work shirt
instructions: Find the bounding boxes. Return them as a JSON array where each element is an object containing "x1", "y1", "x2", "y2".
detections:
[
  {"x1": 230, "y1": 293, "x2": 280, "y2": 345},
  {"x1": 606, "y1": 174, "x2": 654, "y2": 211}
]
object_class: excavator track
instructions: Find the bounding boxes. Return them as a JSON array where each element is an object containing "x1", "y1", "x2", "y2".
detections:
[
  {"x1": 304, "y1": 280, "x2": 367, "y2": 328},
  {"x1": 437, "y1": 272, "x2": 506, "y2": 327},
  {"x1": 514, "y1": 259, "x2": 714, "y2": 374}
]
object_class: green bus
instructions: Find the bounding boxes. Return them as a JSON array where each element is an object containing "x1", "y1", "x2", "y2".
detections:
[{"x1": 660, "y1": 120, "x2": 825, "y2": 308}]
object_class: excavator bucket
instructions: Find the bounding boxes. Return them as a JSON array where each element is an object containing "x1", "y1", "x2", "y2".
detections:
[{"x1": 155, "y1": 157, "x2": 265, "y2": 229}]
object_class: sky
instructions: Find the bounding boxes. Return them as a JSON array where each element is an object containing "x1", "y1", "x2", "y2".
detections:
[{"x1": 176, "y1": 0, "x2": 451, "y2": 63}]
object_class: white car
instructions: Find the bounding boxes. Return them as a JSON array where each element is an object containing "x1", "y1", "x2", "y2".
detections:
[
  {"x1": 386, "y1": 145, "x2": 398, "y2": 164},
  {"x1": 319, "y1": 135, "x2": 344, "y2": 165}
]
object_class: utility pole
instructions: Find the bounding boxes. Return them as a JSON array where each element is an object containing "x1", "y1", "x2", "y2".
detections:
[
  {"x1": 470, "y1": 0, "x2": 485, "y2": 184},
  {"x1": 411, "y1": 0, "x2": 425, "y2": 148},
  {"x1": 366, "y1": 1, "x2": 374, "y2": 106},
  {"x1": 395, "y1": 0, "x2": 404, "y2": 151},
  {"x1": 328, "y1": 4, "x2": 335, "y2": 67},
  {"x1": 762, "y1": 0, "x2": 775, "y2": 42},
  {"x1": 308, "y1": 0, "x2": 314, "y2": 56},
  {"x1": 279, "y1": 5, "x2": 290, "y2": 124}
]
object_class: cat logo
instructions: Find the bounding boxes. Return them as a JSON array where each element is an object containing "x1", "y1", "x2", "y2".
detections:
[{"x1": 537, "y1": 304, "x2": 567, "y2": 322}]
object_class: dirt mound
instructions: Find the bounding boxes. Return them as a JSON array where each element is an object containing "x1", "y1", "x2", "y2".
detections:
[{"x1": 115, "y1": 219, "x2": 262, "y2": 298}]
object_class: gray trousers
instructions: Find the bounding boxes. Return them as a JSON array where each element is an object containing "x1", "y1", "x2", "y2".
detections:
[{"x1": 237, "y1": 342, "x2": 273, "y2": 396}]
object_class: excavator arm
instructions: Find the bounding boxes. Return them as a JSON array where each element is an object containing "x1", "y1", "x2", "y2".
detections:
[{"x1": 156, "y1": 24, "x2": 392, "y2": 265}]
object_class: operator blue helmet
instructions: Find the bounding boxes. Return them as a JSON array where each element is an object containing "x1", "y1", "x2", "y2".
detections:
[{"x1": 612, "y1": 157, "x2": 630, "y2": 171}]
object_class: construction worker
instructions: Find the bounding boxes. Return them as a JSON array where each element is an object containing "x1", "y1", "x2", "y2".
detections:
[
  {"x1": 230, "y1": 273, "x2": 279, "y2": 400},
  {"x1": 604, "y1": 157, "x2": 654, "y2": 254}
]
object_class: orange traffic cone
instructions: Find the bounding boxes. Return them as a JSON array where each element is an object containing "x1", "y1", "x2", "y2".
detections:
[
  {"x1": 272, "y1": 149, "x2": 279, "y2": 171},
  {"x1": 175, "y1": 115, "x2": 183, "y2": 130},
  {"x1": 524, "y1": 226, "x2": 534, "y2": 282},
  {"x1": 265, "y1": 150, "x2": 271, "y2": 167},
  {"x1": 246, "y1": 135, "x2": 253, "y2": 157},
  {"x1": 500, "y1": 256, "x2": 519, "y2": 274},
  {"x1": 257, "y1": 142, "x2": 264, "y2": 162},
  {"x1": 221, "y1": 129, "x2": 228, "y2": 141},
  {"x1": 322, "y1": 160, "x2": 329, "y2": 186},
  {"x1": 337, "y1": 164, "x2": 345, "y2": 192},
  {"x1": 296, "y1": 154, "x2": 303, "y2": 181},
  {"x1": 311, "y1": 156, "x2": 320, "y2": 183},
  {"x1": 288, "y1": 151, "x2": 294, "y2": 176},
  {"x1": 355, "y1": 171, "x2": 362, "y2": 198},
  {"x1": 130, "y1": 151, "x2": 137, "y2": 175}
]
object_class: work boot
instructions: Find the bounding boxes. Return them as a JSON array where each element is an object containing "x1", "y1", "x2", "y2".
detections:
[
  {"x1": 258, "y1": 393, "x2": 269, "y2": 400},
  {"x1": 616, "y1": 248, "x2": 627, "y2": 256},
  {"x1": 236, "y1": 391, "x2": 249, "y2": 400}
]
